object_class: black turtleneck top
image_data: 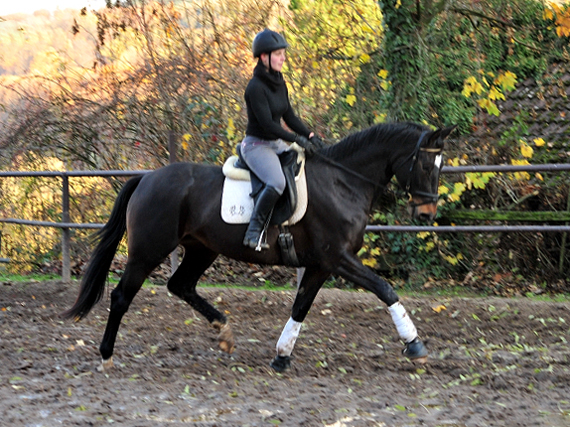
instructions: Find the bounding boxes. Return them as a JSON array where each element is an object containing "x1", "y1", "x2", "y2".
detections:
[{"x1": 244, "y1": 62, "x2": 310, "y2": 142}]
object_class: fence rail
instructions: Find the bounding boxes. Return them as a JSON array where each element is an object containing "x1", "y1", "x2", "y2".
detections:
[{"x1": 1, "y1": 164, "x2": 569, "y2": 280}]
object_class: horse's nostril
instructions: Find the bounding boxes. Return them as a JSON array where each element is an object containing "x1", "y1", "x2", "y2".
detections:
[{"x1": 419, "y1": 212, "x2": 433, "y2": 222}]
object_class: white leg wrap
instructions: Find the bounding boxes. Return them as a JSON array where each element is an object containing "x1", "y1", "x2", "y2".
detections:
[
  {"x1": 389, "y1": 301, "x2": 417, "y2": 343},
  {"x1": 276, "y1": 318, "x2": 302, "y2": 357}
]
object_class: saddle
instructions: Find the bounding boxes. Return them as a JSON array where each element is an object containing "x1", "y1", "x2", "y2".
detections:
[{"x1": 221, "y1": 143, "x2": 308, "y2": 226}]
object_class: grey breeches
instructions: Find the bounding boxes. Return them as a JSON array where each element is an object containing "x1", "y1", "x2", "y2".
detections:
[{"x1": 241, "y1": 137, "x2": 289, "y2": 195}]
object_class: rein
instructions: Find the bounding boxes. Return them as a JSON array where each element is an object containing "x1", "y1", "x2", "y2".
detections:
[{"x1": 312, "y1": 151, "x2": 385, "y2": 190}]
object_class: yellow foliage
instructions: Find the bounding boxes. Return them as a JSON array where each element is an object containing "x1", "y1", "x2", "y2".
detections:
[
  {"x1": 464, "y1": 71, "x2": 516, "y2": 117},
  {"x1": 495, "y1": 71, "x2": 517, "y2": 92},
  {"x1": 533, "y1": 137, "x2": 546, "y2": 147},
  {"x1": 449, "y1": 157, "x2": 460, "y2": 167},
  {"x1": 373, "y1": 112, "x2": 387, "y2": 123},
  {"x1": 488, "y1": 86, "x2": 505, "y2": 101},
  {"x1": 377, "y1": 69, "x2": 389, "y2": 79},
  {"x1": 345, "y1": 94, "x2": 357, "y2": 106},
  {"x1": 226, "y1": 118, "x2": 236, "y2": 141},
  {"x1": 544, "y1": 7, "x2": 554, "y2": 20},
  {"x1": 432, "y1": 304, "x2": 447, "y2": 313},
  {"x1": 520, "y1": 141, "x2": 534, "y2": 158},
  {"x1": 477, "y1": 98, "x2": 500, "y2": 116},
  {"x1": 547, "y1": 2, "x2": 570, "y2": 37},
  {"x1": 182, "y1": 133, "x2": 191, "y2": 150},
  {"x1": 556, "y1": 20, "x2": 570, "y2": 37},
  {"x1": 454, "y1": 182, "x2": 466, "y2": 194},
  {"x1": 362, "y1": 258, "x2": 377, "y2": 267},
  {"x1": 444, "y1": 253, "x2": 464, "y2": 266},
  {"x1": 510, "y1": 159, "x2": 531, "y2": 181},
  {"x1": 447, "y1": 182, "x2": 466, "y2": 202},
  {"x1": 462, "y1": 76, "x2": 484, "y2": 97}
]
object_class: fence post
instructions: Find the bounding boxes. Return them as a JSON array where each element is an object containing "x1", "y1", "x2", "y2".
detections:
[
  {"x1": 559, "y1": 188, "x2": 570, "y2": 273},
  {"x1": 61, "y1": 173, "x2": 71, "y2": 282}
]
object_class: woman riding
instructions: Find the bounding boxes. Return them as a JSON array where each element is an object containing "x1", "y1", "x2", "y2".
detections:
[{"x1": 241, "y1": 28, "x2": 322, "y2": 250}]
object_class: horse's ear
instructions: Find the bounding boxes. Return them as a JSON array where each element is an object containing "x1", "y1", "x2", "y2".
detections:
[
  {"x1": 440, "y1": 124, "x2": 457, "y2": 140},
  {"x1": 427, "y1": 125, "x2": 457, "y2": 147}
]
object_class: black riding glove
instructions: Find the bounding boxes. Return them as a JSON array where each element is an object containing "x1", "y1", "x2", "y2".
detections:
[
  {"x1": 295, "y1": 135, "x2": 317, "y2": 156},
  {"x1": 309, "y1": 135, "x2": 325, "y2": 149}
]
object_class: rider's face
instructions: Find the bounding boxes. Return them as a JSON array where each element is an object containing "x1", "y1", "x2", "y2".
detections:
[{"x1": 262, "y1": 49, "x2": 286, "y2": 72}]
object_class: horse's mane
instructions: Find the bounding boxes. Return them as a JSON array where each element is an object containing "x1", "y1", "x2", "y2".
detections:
[{"x1": 321, "y1": 122, "x2": 428, "y2": 160}]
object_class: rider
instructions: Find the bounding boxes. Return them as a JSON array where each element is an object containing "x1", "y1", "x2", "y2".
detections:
[{"x1": 241, "y1": 28, "x2": 322, "y2": 250}]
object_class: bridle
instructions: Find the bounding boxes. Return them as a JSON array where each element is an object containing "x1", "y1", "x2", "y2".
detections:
[
  {"x1": 312, "y1": 130, "x2": 443, "y2": 206},
  {"x1": 402, "y1": 131, "x2": 444, "y2": 208}
]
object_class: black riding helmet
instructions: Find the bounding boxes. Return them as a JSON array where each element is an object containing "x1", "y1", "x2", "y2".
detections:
[{"x1": 252, "y1": 29, "x2": 289, "y2": 58}]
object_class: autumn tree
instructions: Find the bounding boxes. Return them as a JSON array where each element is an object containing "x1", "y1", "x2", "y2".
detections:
[{"x1": 372, "y1": 0, "x2": 569, "y2": 129}]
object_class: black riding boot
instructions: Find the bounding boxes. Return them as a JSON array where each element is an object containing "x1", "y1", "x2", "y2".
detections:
[{"x1": 243, "y1": 186, "x2": 281, "y2": 250}]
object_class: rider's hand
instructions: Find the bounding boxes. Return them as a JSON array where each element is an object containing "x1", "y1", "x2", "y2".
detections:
[
  {"x1": 309, "y1": 135, "x2": 325, "y2": 149},
  {"x1": 295, "y1": 135, "x2": 316, "y2": 156}
]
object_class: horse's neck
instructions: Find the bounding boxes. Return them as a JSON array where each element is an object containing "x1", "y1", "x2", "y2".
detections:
[
  {"x1": 331, "y1": 148, "x2": 391, "y2": 189},
  {"x1": 311, "y1": 152, "x2": 387, "y2": 216}
]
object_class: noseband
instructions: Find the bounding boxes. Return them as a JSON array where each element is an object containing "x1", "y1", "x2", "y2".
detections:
[{"x1": 404, "y1": 131, "x2": 444, "y2": 208}]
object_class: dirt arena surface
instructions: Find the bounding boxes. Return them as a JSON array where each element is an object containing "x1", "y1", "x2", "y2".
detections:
[{"x1": 1, "y1": 279, "x2": 570, "y2": 427}]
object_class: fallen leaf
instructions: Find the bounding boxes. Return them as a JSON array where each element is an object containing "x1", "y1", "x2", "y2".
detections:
[{"x1": 432, "y1": 304, "x2": 447, "y2": 313}]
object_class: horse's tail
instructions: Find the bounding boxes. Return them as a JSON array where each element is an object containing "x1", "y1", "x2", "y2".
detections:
[{"x1": 61, "y1": 175, "x2": 144, "y2": 321}]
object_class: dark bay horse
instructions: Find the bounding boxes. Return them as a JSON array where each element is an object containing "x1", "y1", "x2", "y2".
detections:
[{"x1": 62, "y1": 122, "x2": 455, "y2": 371}]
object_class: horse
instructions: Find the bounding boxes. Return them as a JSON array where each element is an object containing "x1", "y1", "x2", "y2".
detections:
[{"x1": 62, "y1": 121, "x2": 455, "y2": 372}]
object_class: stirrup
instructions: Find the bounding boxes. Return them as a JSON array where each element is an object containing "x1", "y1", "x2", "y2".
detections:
[
  {"x1": 254, "y1": 234, "x2": 269, "y2": 251},
  {"x1": 243, "y1": 227, "x2": 269, "y2": 250},
  {"x1": 254, "y1": 210, "x2": 273, "y2": 251}
]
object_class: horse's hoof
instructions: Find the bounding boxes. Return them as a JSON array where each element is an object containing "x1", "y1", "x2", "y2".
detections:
[
  {"x1": 98, "y1": 356, "x2": 114, "y2": 372},
  {"x1": 402, "y1": 338, "x2": 428, "y2": 364},
  {"x1": 213, "y1": 321, "x2": 235, "y2": 354},
  {"x1": 270, "y1": 355, "x2": 291, "y2": 372}
]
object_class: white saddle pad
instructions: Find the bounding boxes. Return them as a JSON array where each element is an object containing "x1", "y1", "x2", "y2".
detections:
[{"x1": 221, "y1": 154, "x2": 308, "y2": 225}]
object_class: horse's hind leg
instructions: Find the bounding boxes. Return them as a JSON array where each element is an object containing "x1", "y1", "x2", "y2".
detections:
[
  {"x1": 167, "y1": 243, "x2": 234, "y2": 353},
  {"x1": 99, "y1": 260, "x2": 153, "y2": 370}
]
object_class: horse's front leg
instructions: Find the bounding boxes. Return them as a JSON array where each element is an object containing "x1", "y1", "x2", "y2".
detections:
[
  {"x1": 271, "y1": 268, "x2": 330, "y2": 372},
  {"x1": 336, "y1": 252, "x2": 428, "y2": 363}
]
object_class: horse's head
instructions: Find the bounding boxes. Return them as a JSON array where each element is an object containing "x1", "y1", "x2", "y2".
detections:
[{"x1": 396, "y1": 125, "x2": 456, "y2": 222}]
